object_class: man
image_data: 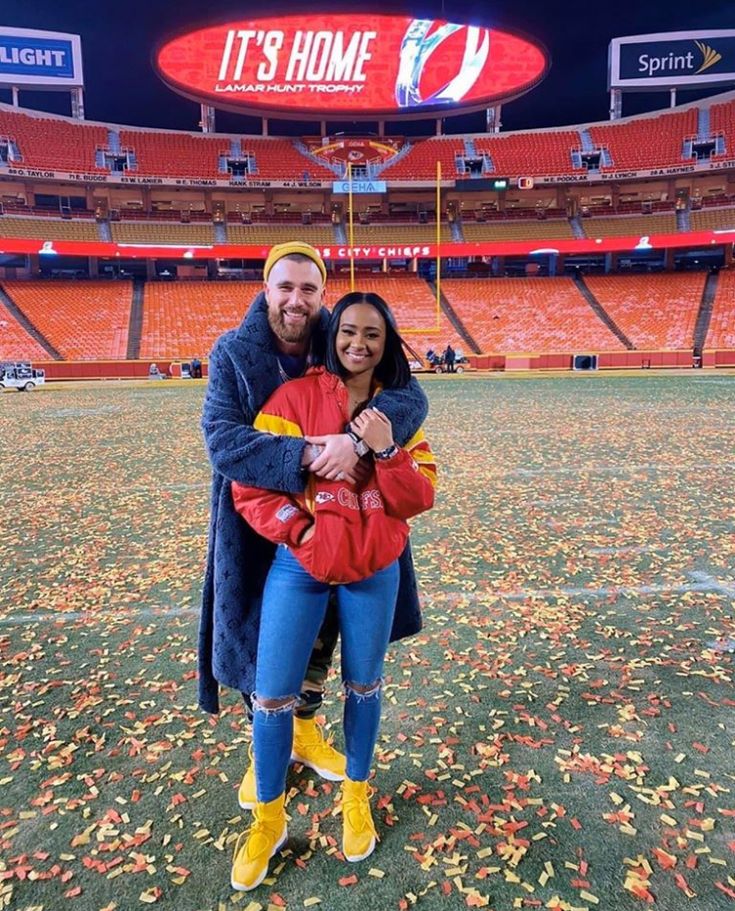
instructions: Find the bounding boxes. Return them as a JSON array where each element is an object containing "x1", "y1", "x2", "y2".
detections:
[
  {"x1": 198, "y1": 242, "x2": 428, "y2": 833},
  {"x1": 444, "y1": 344, "x2": 456, "y2": 373}
]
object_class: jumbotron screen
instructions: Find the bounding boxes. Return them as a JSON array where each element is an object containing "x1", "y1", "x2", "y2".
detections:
[{"x1": 155, "y1": 14, "x2": 548, "y2": 120}]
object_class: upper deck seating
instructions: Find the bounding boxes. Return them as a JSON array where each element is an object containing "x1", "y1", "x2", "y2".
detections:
[
  {"x1": 589, "y1": 108, "x2": 697, "y2": 171},
  {"x1": 473, "y1": 131, "x2": 582, "y2": 176},
  {"x1": 379, "y1": 138, "x2": 466, "y2": 180},
  {"x1": 0, "y1": 108, "x2": 108, "y2": 172}
]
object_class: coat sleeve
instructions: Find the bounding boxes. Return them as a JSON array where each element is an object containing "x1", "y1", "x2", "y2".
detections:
[
  {"x1": 369, "y1": 377, "x2": 428, "y2": 447},
  {"x1": 201, "y1": 335, "x2": 306, "y2": 494},
  {"x1": 230, "y1": 388, "x2": 314, "y2": 545},
  {"x1": 375, "y1": 428, "x2": 437, "y2": 520},
  {"x1": 231, "y1": 482, "x2": 313, "y2": 547}
]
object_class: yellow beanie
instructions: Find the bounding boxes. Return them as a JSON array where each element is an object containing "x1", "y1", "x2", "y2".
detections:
[{"x1": 263, "y1": 241, "x2": 327, "y2": 285}]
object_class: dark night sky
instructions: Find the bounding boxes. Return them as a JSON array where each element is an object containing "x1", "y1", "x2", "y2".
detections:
[{"x1": 0, "y1": 0, "x2": 732, "y2": 136}]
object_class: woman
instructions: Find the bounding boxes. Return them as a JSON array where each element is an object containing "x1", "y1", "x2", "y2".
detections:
[{"x1": 229, "y1": 291, "x2": 436, "y2": 891}]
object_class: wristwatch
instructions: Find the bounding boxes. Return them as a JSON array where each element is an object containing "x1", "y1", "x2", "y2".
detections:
[
  {"x1": 375, "y1": 444, "x2": 399, "y2": 460},
  {"x1": 346, "y1": 429, "x2": 370, "y2": 458}
]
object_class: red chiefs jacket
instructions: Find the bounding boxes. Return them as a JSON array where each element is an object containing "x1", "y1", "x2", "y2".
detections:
[{"x1": 231, "y1": 367, "x2": 436, "y2": 584}]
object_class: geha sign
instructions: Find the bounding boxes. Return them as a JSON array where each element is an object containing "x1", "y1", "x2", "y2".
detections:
[{"x1": 155, "y1": 14, "x2": 548, "y2": 119}]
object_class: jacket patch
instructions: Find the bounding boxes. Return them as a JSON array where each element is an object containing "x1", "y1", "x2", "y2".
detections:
[
  {"x1": 315, "y1": 491, "x2": 335, "y2": 504},
  {"x1": 276, "y1": 504, "x2": 300, "y2": 523}
]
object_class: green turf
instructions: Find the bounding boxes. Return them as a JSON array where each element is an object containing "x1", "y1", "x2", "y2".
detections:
[{"x1": 1, "y1": 375, "x2": 734, "y2": 911}]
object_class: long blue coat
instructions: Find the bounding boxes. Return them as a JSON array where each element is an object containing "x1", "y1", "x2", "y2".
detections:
[{"x1": 198, "y1": 292, "x2": 429, "y2": 713}]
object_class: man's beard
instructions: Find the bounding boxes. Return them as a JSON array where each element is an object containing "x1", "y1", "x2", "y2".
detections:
[{"x1": 268, "y1": 307, "x2": 318, "y2": 345}]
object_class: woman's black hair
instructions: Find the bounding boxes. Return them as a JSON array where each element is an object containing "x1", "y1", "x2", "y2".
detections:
[{"x1": 325, "y1": 291, "x2": 411, "y2": 389}]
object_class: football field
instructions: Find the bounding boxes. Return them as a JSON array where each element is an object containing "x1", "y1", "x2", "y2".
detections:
[{"x1": 1, "y1": 374, "x2": 734, "y2": 911}]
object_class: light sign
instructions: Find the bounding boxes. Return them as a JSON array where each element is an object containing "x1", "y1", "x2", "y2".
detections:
[
  {"x1": 155, "y1": 14, "x2": 548, "y2": 120},
  {"x1": 0, "y1": 26, "x2": 84, "y2": 89}
]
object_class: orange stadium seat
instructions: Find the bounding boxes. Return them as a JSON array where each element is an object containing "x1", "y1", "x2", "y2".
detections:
[
  {"x1": 441, "y1": 277, "x2": 625, "y2": 354},
  {"x1": 139, "y1": 282, "x2": 259, "y2": 359},
  {"x1": 349, "y1": 223, "x2": 454, "y2": 244},
  {"x1": 110, "y1": 221, "x2": 215, "y2": 245},
  {"x1": 589, "y1": 108, "x2": 698, "y2": 171},
  {"x1": 0, "y1": 297, "x2": 50, "y2": 360},
  {"x1": 226, "y1": 224, "x2": 336, "y2": 245},
  {"x1": 583, "y1": 273, "x2": 704, "y2": 349},
  {"x1": 710, "y1": 100, "x2": 735, "y2": 159},
  {"x1": 239, "y1": 140, "x2": 335, "y2": 180},
  {"x1": 0, "y1": 215, "x2": 101, "y2": 241},
  {"x1": 580, "y1": 213, "x2": 677, "y2": 238},
  {"x1": 380, "y1": 137, "x2": 466, "y2": 180},
  {"x1": 2, "y1": 281, "x2": 133, "y2": 359},
  {"x1": 119, "y1": 130, "x2": 229, "y2": 178},
  {"x1": 462, "y1": 218, "x2": 573, "y2": 242},
  {"x1": 704, "y1": 270, "x2": 735, "y2": 349},
  {"x1": 474, "y1": 131, "x2": 582, "y2": 176},
  {"x1": 690, "y1": 205, "x2": 735, "y2": 232},
  {"x1": 0, "y1": 108, "x2": 108, "y2": 172}
]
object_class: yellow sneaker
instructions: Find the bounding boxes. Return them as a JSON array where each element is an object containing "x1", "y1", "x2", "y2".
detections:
[
  {"x1": 238, "y1": 745, "x2": 256, "y2": 810},
  {"x1": 231, "y1": 793, "x2": 288, "y2": 892},
  {"x1": 292, "y1": 716, "x2": 346, "y2": 781},
  {"x1": 341, "y1": 778, "x2": 377, "y2": 862}
]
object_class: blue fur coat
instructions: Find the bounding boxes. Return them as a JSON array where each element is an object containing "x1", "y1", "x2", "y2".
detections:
[{"x1": 198, "y1": 292, "x2": 429, "y2": 713}]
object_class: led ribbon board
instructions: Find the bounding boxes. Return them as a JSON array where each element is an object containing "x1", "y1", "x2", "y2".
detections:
[{"x1": 155, "y1": 14, "x2": 548, "y2": 119}]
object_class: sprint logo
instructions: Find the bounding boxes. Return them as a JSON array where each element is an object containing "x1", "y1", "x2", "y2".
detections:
[
  {"x1": 638, "y1": 41, "x2": 723, "y2": 77},
  {"x1": 695, "y1": 41, "x2": 722, "y2": 74}
]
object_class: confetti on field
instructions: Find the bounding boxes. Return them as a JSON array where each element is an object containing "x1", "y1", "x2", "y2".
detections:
[{"x1": 1, "y1": 376, "x2": 734, "y2": 910}]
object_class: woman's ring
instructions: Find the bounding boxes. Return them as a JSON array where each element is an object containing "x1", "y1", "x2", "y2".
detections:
[{"x1": 336, "y1": 471, "x2": 345, "y2": 480}]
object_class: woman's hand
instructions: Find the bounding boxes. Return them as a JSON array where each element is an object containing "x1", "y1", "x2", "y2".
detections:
[{"x1": 352, "y1": 408, "x2": 394, "y2": 452}]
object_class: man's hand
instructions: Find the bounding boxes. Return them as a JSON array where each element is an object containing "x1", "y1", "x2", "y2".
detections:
[
  {"x1": 301, "y1": 442, "x2": 324, "y2": 467},
  {"x1": 306, "y1": 434, "x2": 359, "y2": 480}
]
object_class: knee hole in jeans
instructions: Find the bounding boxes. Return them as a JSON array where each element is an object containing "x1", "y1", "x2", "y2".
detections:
[
  {"x1": 252, "y1": 693, "x2": 300, "y2": 716},
  {"x1": 344, "y1": 679, "x2": 382, "y2": 700}
]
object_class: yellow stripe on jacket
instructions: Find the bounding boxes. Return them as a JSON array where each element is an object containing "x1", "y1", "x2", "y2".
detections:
[
  {"x1": 253, "y1": 412, "x2": 303, "y2": 438},
  {"x1": 404, "y1": 428, "x2": 438, "y2": 489}
]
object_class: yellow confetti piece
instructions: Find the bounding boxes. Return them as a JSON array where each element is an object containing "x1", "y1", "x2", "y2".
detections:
[
  {"x1": 368, "y1": 868, "x2": 385, "y2": 878},
  {"x1": 304, "y1": 899, "x2": 321, "y2": 907}
]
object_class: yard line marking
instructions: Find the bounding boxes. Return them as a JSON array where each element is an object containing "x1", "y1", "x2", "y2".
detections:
[
  {"x1": 0, "y1": 606, "x2": 198, "y2": 626},
  {"x1": 509, "y1": 461, "x2": 735, "y2": 478},
  {"x1": 425, "y1": 572, "x2": 735, "y2": 605}
]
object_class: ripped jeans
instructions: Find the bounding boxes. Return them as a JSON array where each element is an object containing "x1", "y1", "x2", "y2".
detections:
[{"x1": 253, "y1": 545, "x2": 399, "y2": 802}]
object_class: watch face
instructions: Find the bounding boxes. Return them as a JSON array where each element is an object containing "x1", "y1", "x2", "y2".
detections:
[{"x1": 356, "y1": 440, "x2": 370, "y2": 457}]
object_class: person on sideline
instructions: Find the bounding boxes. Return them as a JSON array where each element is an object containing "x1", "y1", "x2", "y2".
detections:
[
  {"x1": 198, "y1": 243, "x2": 429, "y2": 808},
  {"x1": 443, "y1": 344, "x2": 456, "y2": 373},
  {"x1": 229, "y1": 292, "x2": 436, "y2": 891}
]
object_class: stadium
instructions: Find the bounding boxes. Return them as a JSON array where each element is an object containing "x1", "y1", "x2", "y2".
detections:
[{"x1": 1, "y1": 7, "x2": 734, "y2": 911}]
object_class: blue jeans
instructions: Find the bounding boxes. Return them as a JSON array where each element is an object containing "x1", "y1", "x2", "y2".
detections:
[{"x1": 253, "y1": 545, "x2": 399, "y2": 802}]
